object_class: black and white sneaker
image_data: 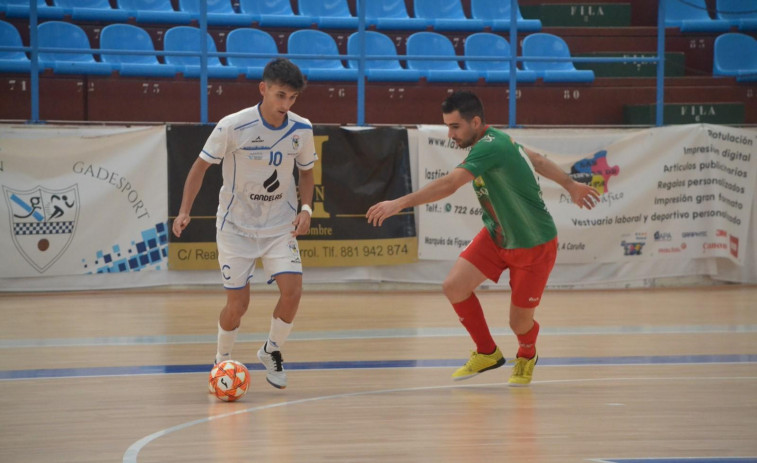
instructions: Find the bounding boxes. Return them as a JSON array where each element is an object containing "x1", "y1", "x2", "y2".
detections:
[{"x1": 257, "y1": 343, "x2": 287, "y2": 389}]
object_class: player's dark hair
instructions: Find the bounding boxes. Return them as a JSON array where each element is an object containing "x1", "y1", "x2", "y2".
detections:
[
  {"x1": 441, "y1": 90, "x2": 485, "y2": 124},
  {"x1": 263, "y1": 58, "x2": 306, "y2": 92}
]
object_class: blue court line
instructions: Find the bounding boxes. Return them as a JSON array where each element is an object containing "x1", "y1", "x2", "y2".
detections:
[{"x1": 1, "y1": 354, "x2": 755, "y2": 381}]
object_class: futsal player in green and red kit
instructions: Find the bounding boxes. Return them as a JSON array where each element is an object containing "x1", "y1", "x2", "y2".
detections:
[{"x1": 367, "y1": 91, "x2": 599, "y2": 386}]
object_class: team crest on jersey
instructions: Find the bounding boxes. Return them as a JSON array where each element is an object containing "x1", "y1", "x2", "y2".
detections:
[
  {"x1": 480, "y1": 134, "x2": 494, "y2": 143},
  {"x1": 288, "y1": 239, "x2": 301, "y2": 264},
  {"x1": 292, "y1": 134, "x2": 300, "y2": 150},
  {"x1": 3, "y1": 184, "x2": 80, "y2": 273}
]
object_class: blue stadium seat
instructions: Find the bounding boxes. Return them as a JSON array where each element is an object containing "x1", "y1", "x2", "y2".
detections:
[
  {"x1": 287, "y1": 29, "x2": 357, "y2": 81},
  {"x1": 116, "y1": 0, "x2": 192, "y2": 24},
  {"x1": 100, "y1": 23, "x2": 179, "y2": 77},
  {"x1": 406, "y1": 31, "x2": 480, "y2": 82},
  {"x1": 163, "y1": 26, "x2": 241, "y2": 78},
  {"x1": 716, "y1": 0, "x2": 757, "y2": 31},
  {"x1": 470, "y1": 0, "x2": 541, "y2": 32},
  {"x1": 1, "y1": 0, "x2": 65, "y2": 19},
  {"x1": 464, "y1": 32, "x2": 537, "y2": 83},
  {"x1": 713, "y1": 32, "x2": 757, "y2": 82},
  {"x1": 365, "y1": 0, "x2": 429, "y2": 30},
  {"x1": 51, "y1": 0, "x2": 130, "y2": 22},
  {"x1": 0, "y1": 19, "x2": 30, "y2": 73},
  {"x1": 521, "y1": 33, "x2": 595, "y2": 82},
  {"x1": 38, "y1": 21, "x2": 113, "y2": 75},
  {"x1": 226, "y1": 28, "x2": 278, "y2": 79},
  {"x1": 238, "y1": 0, "x2": 314, "y2": 28},
  {"x1": 346, "y1": 31, "x2": 422, "y2": 82},
  {"x1": 662, "y1": 0, "x2": 730, "y2": 32},
  {"x1": 177, "y1": 0, "x2": 257, "y2": 26},
  {"x1": 413, "y1": 0, "x2": 485, "y2": 31},
  {"x1": 298, "y1": 0, "x2": 358, "y2": 29}
]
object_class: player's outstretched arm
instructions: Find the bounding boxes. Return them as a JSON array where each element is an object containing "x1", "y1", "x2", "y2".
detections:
[
  {"x1": 366, "y1": 167, "x2": 473, "y2": 226},
  {"x1": 523, "y1": 147, "x2": 600, "y2": 210},
  {"x1": 172, "y1": 157, "x2": 212, "y2": 238}
]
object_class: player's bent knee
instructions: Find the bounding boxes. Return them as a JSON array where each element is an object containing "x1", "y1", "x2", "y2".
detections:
[
  {"x1": 279, "y1": 284, "x2": 302, "y2": 302},
  {"x1": 441, "y1": 278, "x2": 459, "y2": 301},
  {"x1": 225, "y1": 303, "x2": 248, "y2": 319},
  {"x1": 509, "y1": 305, "x2": 536, "y2": 334}
]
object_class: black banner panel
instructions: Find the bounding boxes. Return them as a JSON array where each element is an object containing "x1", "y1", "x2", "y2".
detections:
[{"x1": 167, "y1": 124, "x2": 417, "y2": 269}]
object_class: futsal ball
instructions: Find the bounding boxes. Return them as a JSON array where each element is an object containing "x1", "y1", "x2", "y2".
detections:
[{"x1": 209, "y1": 360, "x2": 250, "y2": 402}]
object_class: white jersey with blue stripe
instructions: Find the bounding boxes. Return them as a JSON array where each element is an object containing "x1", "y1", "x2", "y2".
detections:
[{"x1": 199, "y1": 104, "x2": 317, "y2": 238}]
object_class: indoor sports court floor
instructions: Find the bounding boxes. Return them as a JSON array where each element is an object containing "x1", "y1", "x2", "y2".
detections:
[{"x1": 0, "y1": 285, "x2": 755, "y2": 463}]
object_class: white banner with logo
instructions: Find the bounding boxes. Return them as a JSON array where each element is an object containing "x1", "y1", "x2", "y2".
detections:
[
  {"x1": 0, "y1": 125, "x2": 168, "y2": 278},
  {"x1": 418, "y1": 124, "x2": 756, "y2": 269}
]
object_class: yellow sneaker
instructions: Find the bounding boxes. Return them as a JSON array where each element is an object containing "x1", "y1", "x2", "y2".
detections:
[
  {"x1": 508, "y1": 352, "x2": 538, "y2": 387},
  {"x1": 451, "y1": 347, "x2": 505, "y2": 381}
]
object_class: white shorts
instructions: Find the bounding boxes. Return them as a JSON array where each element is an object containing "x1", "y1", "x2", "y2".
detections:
[{"x1": 216, "y1": 228, "x2": 302, "y2": 289}]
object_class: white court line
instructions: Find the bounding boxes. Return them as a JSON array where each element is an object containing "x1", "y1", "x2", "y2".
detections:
[
  {"x1": 5, "y1": 324, "x2": 757, "y2": 348},
  {"x1": 122, "y1": 375, "x2": 757, "y2": 463}
]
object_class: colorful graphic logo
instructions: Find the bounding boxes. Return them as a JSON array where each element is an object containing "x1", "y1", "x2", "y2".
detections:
[
  {"x1": 620, "y1": 240, "x2": 645, "y2": 256},
  {"x1": 570, "y1": 150, "x2": 620, "y2": 194},
  {"x1": 3, "y1": 185, "x2": 80, "y2": 273},
  {"x1": 81, "y1": 223, "x2": 168, "y2": 273}
]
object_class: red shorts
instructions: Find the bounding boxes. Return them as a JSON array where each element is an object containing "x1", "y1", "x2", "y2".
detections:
[{"x1": 460, "y1": 228, "x2": 557, "y2": 309}]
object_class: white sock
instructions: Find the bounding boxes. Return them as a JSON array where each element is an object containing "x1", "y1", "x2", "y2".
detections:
[
  {"x1": 216, "y1": 321, "x2": 238, "y2": 364},
  {"x1": 264, "y1": 317, "x2": 293, "y2": 353}
]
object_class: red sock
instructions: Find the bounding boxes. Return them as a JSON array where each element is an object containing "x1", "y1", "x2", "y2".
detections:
[
  {"x1": 452, "y1": 293, "x2": 496, "y2": 354},
  {"x1": 516, "y1": 321, "x2": 539, "y2": 359}
]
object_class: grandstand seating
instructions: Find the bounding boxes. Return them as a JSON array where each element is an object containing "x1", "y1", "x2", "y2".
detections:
[
  {"x1": 716, "y1": 0, "x2": 757, "y2": 31},
  {"x1": 713, "y1": 32, "x2": 757, "y2": 82},
  {"x1": 470, "y1": 0, "x2": 541, "y2": 32},
  {"x1": 37, "y1": 21, "x2": 113, "y2": 75},
  {"x1": 298, "y1": 0, "x2": 358, "y2": 29},
  {"x1": 0, "y1": 0, "x2": 65, "y2": 19},
  {"x1": 406, "y1": 31, "x2": 479, "y2": 82},
  {"x1": 177, "y1": 0, "x2": 257, "y2": 26},
  {"x1": 464, "y1": 32, "x2": 537, "y2": 83},
  {"x1": 51, "y1": 0, "x2": 130, "y2": 22},
  {"x1": 225, "y1": 28, "x2": 279, "y2": 79},
  {"x1": 163, "y1": 26, "x2": 240, "y2": 78},
  {"x1": 413, "y1": 0, "x2": 485, "y2": 31},
  {"x1": 521, "y1": 32, "x2": 595, "y2": 82},
  {"x1": 238, "y1": 0, "x2": 314, "y2": 28},
  {"x1": 346, "y1": 30, "x2": 422, "y2": 82},
  {"x1": 287, "y1": 29, "x2": 357, "y2": 81},
  {"x1": 0, "y1": 19, "x2": 29, "y2": 72},
  {"x1": 100, "y1": 23, "x2": 178, "y2": 77},
  {"x1": 364, "y1": 0, "x2": 429, "y2": 30},
  {"x1": 662, "y1": 0, "x2": 730, "y2": 32},
  {"x1": 116, "y1": 0, "x2": 192, "y2": 24},
  {"x1": 0, "y1": 1, "x2": 755, "y2": 125}
]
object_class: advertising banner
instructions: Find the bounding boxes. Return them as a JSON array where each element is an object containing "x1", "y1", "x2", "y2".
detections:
[
  {"x1": 0, "y1": 125, "x2": 169, "y2": 277},
  {"x1": 168, "y1": 125, "x2": 417, "y2": 269},
  {"x1": 417, "y1": 124, "x2": 756, "y2": 266}
]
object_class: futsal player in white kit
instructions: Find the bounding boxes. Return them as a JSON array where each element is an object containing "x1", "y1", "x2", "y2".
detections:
[{"x1": 172, "y1": 58, "x2": 317, "y2": 389}]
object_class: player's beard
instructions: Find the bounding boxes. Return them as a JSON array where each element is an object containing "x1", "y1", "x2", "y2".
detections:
[{"x1": 455, "y1": 133, "x2": 477, "y2": 149}]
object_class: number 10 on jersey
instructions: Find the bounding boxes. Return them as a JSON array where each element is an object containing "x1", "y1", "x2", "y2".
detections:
[{"x1": 269, "y1": 151, "x2": 283, "y2": 166}]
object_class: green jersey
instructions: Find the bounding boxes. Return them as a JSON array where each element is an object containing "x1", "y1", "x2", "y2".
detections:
[{"x1": 457, "y1": 126, "x2": 557, "y2": 250}]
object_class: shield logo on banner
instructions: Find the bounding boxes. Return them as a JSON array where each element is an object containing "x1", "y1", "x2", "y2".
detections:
[{"x1": 3, "y1": 185, "x2": 80, "y2": 273}]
